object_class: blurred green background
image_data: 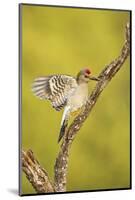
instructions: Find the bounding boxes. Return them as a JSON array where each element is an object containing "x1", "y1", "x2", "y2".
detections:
[{"x1": 21, "y1": 4, "x2": 130, "y2": 194}]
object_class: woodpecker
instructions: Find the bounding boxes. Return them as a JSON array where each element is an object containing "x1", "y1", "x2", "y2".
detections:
[{"x1": 32, "y1": 69, "x2": 100, "y2": 142}]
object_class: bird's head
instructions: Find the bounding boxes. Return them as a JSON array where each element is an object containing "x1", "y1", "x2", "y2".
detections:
[{"x1": 77, "y1": 68, "x2": 100, "y2": 83}]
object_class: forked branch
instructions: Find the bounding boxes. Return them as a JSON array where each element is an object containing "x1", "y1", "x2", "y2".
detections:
[{"x1": 22, "y1": 23, "x2": 130, "y2": 193}]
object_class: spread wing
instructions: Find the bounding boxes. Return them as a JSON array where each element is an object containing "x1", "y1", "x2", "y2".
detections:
[{"x1": 32, "y1": 75, "x2": 77, "y2": 111}]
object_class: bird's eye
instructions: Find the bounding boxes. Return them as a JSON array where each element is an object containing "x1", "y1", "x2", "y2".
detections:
[{"x1": 85, "y1": 75, "x2": 89, "y2": 78}]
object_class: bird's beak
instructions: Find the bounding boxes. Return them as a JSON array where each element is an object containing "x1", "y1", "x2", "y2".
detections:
[{"x1": 89, "y1": 76, "x2": 100, "y2": 81}]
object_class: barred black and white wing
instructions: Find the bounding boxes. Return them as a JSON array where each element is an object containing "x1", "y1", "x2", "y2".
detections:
[{"x1": 32, "y1": 75, "x2": 77, "y2": 111}]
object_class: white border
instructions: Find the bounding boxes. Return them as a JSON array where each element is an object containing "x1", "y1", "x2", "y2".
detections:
[{"x1": 0, "y1": 0, "x2": 134, "y2": 199}]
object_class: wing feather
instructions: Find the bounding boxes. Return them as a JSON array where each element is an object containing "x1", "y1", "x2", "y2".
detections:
[{"x1": 32, "y1": 75, "x2": 77, "y2": 111}]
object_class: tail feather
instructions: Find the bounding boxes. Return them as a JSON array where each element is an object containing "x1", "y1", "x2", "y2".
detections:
[
  {"x1": 58, "y1": 119, "x2": 68, "y2": 143},
  {"x1": 58, "y1": 106, "x2": 70, "y2": 143}
]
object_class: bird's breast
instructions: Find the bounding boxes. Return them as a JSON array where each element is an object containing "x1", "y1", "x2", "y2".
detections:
[{"x1": 67, "y1": 83, "x2": 88, "y2": 111}]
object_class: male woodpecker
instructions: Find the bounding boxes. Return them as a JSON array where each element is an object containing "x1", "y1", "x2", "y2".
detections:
[{"x1": 32, "y1": 69, "x2": 100, "y2": 142}]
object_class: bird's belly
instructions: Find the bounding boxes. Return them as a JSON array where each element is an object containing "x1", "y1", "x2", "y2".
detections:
[{"x1": 67, "y1": 85, "x2": 88, "y2": 112}]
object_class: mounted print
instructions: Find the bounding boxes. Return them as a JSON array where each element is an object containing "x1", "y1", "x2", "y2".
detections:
[{"x1": 19, "y1": 3, "x2": 131, "y2": 196}]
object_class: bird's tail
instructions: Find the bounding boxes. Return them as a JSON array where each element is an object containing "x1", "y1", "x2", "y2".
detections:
[
  {"x1": 58, "y1": 119, "x2": 68, "y2": 143},
  {"x1": 58, "y1": 106, "x2": 70, "y2": 143}
]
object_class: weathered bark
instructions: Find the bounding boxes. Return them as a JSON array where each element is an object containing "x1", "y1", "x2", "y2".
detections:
[
  {"x1": 22, "y1": 23, "x2": 130, "y2": 193},
  {"x1": 22, "y1": 150, "x2": 55, "y2": 193}
]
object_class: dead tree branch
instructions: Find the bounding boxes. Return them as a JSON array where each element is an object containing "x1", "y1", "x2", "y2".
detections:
[
  {"x1": 22, "y1": 23, "x2": 130, "y2": 193},
  {"x1": 22, "y1": 150, "x2": 55, "y2": 193},
  {"x1": 54, "y1": 22, "x2": 130, "y2": 192}
]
